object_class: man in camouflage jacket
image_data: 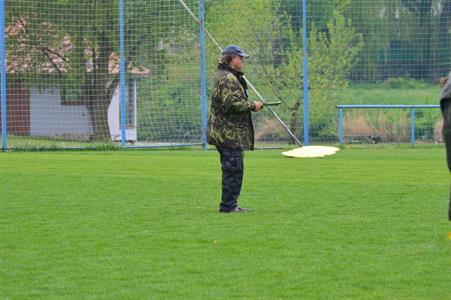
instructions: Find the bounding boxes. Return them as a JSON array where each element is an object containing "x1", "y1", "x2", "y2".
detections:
[
  {"x1": 207, "y1": 45, "x2": 263, "y2": 213},
  {"x1": 440, "y1": 71, "x2": 451, "y2": 221}
]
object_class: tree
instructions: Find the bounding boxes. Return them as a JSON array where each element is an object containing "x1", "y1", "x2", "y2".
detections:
[
  {"x1": 348, "y1": 0, "x2": 451, "y2": 81},
  {"x1": 307, "y1": 10, "x2": 364, "y2": 135},
  {"x1": 254, "y1": 7, "x2": 363, "y2": 141},
  {"x1": 205, "y1": 0, "x2": 278, "y2": 77},
  {"x1": 436, "y1": 0, "x2": 451, "y2": 77},
  {"x1": 5, "y1": 0, "x2": 176, "y2": 141},
  {"x1": 400, "y1": 0, "x2": 433, "y2": 79},
  {"x1": 203, "y1": 0, "x2": 363, "y2": 142}
]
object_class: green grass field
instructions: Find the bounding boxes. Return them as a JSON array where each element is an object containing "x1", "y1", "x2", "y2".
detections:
[
  {"x1": 338, "y1": 81, "x2": 441, "y2": 105},
  {"x1": 1, "y1": 147, "x2": 451, "y2": 299}
]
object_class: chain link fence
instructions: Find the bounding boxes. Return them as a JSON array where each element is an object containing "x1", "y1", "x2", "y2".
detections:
[{"x1": 1, "y1": 0, "x2": 449, "y2": 150}]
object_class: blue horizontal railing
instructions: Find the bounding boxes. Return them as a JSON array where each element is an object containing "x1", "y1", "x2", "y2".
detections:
[{"x1": 336, "y1": 104, "x2": 441, "y2": 145}]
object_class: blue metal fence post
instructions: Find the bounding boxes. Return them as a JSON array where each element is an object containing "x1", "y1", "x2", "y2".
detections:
[
  {"x1": 411, "y1": 108, "x2": 415, "y2": 145},
  {"x1": 302, "y1": 0, "x2": 309, "y2": 146},
  {"x1": 339, "y1": 108, "x2": 343, "y2": 144},
  {"x1": 119, "y1": 0, "x2": 126, "y2": 146},
  {"x1": 199, "y1": 0, "x2": 208, "y2": 151},
  {"x1": 0, "y1": 0, "x2": 6, "y2": 152}
]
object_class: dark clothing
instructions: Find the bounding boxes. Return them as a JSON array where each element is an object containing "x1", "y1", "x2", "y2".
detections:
[
  {"x1": 442, "y1": 100, "x2": 451, "y2": 221},
  {"x1": 442, "y1": 100, "x2": 451, "y2": 172},
  {"x1": 440, "y1": 71, "x2": 451, "y2": 221},
  {"x1": 217, "y1": 146, "x2": 244, "y2": 212},
  {"x1": 440, "y1": 71, "x2": 451, "y2": 110},
  {"x1": 207, "y1": 63, "x2": 256, "y2": 150},
  {"x1": 207, "y1": 62, "x2": 256, "y2": 212}
]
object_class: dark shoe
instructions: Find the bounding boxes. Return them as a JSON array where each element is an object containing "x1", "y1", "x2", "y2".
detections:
[{"x1": 220, "y1": 206, "x2": 249, "y2": 213}]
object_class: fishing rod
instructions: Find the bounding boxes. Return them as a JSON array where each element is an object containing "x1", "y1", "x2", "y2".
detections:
[{"x1": 177, "y1": 0, "x2": 302, "y2": 146}]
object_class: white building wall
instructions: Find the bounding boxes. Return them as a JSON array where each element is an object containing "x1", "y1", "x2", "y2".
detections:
[
  {"x1": 29, "y1": 83, "x2": 137, "y2": 142},
  {"x1": 29, "y1": 87, "x2": 92, "y2": 139}
]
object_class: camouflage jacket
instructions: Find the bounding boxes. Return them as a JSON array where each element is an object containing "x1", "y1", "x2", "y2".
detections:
[{"x1": 207, "y1": 63, "x2": 256, "y2": 150}]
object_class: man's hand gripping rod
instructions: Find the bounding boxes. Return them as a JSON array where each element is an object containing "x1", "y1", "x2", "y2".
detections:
[{"x1": 177, "y1": 0, "x2": 302, "y2": 146}]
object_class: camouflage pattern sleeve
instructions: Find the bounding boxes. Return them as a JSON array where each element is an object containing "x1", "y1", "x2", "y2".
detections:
[
  {"x1": 206, "y1": 69, "x2": 256, "y2": 150},
  {"x1": 221, "y1": 73, "x2": 255, "y2": 114}
]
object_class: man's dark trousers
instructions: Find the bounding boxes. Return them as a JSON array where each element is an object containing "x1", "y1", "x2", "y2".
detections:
[
  {"x1": 441, "y1": 99, "x2": 451, "y2": 220},
  {"x1": 217, "y1": 147, "x2": 244, "y2": 212}
]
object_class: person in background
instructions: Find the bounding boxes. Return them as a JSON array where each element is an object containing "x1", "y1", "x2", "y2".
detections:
[
  {"x1": 440, "y1": 71, "x2": 451, "y2": 221},
  {"x1": 206, "y1": 45, "x2": 263, "y2": 213}
]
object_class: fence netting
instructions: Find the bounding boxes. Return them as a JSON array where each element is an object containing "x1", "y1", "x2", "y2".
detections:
[
  {"x1": 340, "y1": 107, "x2": 443, "y2": 144},
  {"x1": 1, "y1": 0, "x2": 450, "y2": 150}
]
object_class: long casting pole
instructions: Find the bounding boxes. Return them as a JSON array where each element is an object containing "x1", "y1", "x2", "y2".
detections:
[{"x1": 177, "y1": 0, "x2": 302, "y2": 146}]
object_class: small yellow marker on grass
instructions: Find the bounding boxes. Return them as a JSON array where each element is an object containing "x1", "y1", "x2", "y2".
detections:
[{"x1": 448, "y1": 232, "x2": 451, "y2": 241}]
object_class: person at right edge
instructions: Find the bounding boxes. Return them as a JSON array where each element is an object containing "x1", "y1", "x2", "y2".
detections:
[
  {"x1": 440, "y1": 71, "x2": 451, "y2": 221},
  {"x1": 206, "y1": 45, "x2": 263, "y2": 213}
]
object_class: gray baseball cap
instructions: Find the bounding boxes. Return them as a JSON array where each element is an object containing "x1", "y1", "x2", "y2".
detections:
[{"x1": 222, "y1": 44, "x2": 249, "y2": 58}]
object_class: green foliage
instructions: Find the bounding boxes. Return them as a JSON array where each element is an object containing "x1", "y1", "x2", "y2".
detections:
[
  {"x1": 308, "y1": 9, "x2": 364, "y2": 136},
  {"x1": 5, "y1": 135, "x2": 121, "y2": 151},
  {"x1": 136, "y1": 23, "x2": 201, "y2": 142},
  {"x1": 337, "y1": 81, "x2": 441, "y2": 104},
  {"x1": 6, "y1": 0, "x2": 199, "y2": 142},
  {"x1": 348, "y1": 0, "x2": 451, "y2": 81},
  {"x1": 278, "y1": 0, "x2": 346, "y2": 32},
  {"x1": 337, "y1": 80, "x2": 441, "y2": 143},
  {"x1": 205, "y1": 0, "x2": 276, "y2": 48},
  {"x1": 252, "y1": 6, "x2": 363, "y2": 139},
  {"x1": 137, "y1": 78, "x2": 201, "y2": 142},
  {"x1": 382, "y1": 77, "x2": 430, "y2": 89},
  {"x1": 205, "y1": 0, "x2": 278, "y2": 78},
  {"x1": 414, "y1": 109, "x2": 441, "y2": 141},
  {"x1": 6, "y1": 0, "x2": 449, "y2": 144},
  {"x1": 203, "y1": 1, "x2": 363, "y2": 140}
]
